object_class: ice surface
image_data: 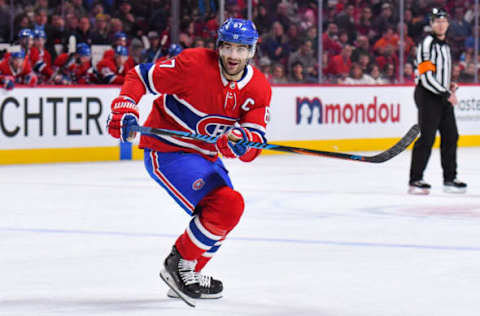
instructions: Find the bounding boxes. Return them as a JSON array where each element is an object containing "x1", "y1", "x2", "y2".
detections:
[{"x1": 1, "y1": 147, "x2": 480, "y2": 316}]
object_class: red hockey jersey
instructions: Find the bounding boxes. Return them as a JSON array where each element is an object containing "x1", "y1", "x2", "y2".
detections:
[
  {"x1": 53, "y1": 53, "x2": 94, "y2": 84},
  {"x1": 102, "y1": 49, "x2": 135, "y2": 69},
  {"x1": 30, "y1": 47, "x2": 53, "y2": 78},
  {"x1": 119, "y1": 48, "x2": 272, "y2": 161},
  {"x1": 96, "y1": 56, "x2": 132, "y2": 84},
  {"x1": 0, "y1": 54, "x2": 36, "y2": 85}
]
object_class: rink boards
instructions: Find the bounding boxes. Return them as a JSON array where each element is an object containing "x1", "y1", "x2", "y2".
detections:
[{"x1": 1, "y1": 85, "x2": 480, "y2": 164}]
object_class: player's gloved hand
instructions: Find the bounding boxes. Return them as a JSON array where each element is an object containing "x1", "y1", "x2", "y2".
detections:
[
  {"x1": 107, "y1": 95, "x2": 139, "y2": 142},
  {"x1": 1, "y1": 76, "x2": 15, "y2": 90},
  {"x1": 216, "y1": 127, "x2": 250, "y2": 158}
]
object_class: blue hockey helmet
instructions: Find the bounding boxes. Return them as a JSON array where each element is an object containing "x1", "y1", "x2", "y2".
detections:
[
  {"x1": 114, "y1": 45, "x2": 129, "y2": 56},
  {"x1": 76, "y1": 43, "x2": 91, "y2": 56},
  {"x1": 216, "y1": 18, "x2": 258, "y2": 49},
  {"x1": 11, "y1": 49, "x2": 26, "y2": 59},
  {"x1": 168, "y1": 43, "x2": 183, "y2": 56},
  {"x1": 33, "y1": 29, "x2": 47, "y2": 39},
  {"x1": 114, "y1": 32, "x2": 127, "y2": 41},
  {"x1": 18, "y1": 28, "x2": 33, "y2": 39}
]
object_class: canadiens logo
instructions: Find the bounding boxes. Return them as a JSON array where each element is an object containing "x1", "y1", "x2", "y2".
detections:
[
  {"x1": 192, "y1": 178, "x2": 205, "y2": 191},
  {"x1": 196, "y1": 116, "x2": 237, "y2": 137}
]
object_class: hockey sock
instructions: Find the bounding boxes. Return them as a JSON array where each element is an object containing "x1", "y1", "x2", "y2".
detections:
[{"x1": 175, "y1": 186, "x2": 244, "y2": 262}]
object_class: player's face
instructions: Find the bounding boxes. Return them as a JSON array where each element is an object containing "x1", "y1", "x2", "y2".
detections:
[
  {"x1": 432, "y1": 17, "x2": 449, "y2": 37},
  {"x1": 11, "y1": 57, "x2": 24, "y2": 71},
  {"x1": 115, "y1": 55, "x2": 127, "y2": 67},
  {"x1": 79, "y1": 55, "x2": 90, "y2": 64},
  {"x1": 34, "y1": 38, "x2": 45, "y2": 48},
  {"x1": 219, "y1": 42, "x2": 250, "y2": 80}
]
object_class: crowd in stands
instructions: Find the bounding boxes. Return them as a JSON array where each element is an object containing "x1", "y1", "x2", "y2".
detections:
[{"x1": 0, "y1": 0, "x2": 478, "y2": 89}]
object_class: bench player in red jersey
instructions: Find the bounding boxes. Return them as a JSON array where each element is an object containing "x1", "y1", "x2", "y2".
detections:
[{"x1": 107, "y1": 18, "x2": 271, "y2": 306}]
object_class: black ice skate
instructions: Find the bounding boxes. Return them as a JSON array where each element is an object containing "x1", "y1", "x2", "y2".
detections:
[
  {"x1": 408, "y1": 179, "x2": 431, "y2": 195},
  {"x1": 443, "y1": 179, "x2": 467, "y2": 193},
  {"x1": 159, "y1": 246, "x2": 200, "y2": 307},
  {"x1": 167, "y1": 273, "x2": 223, "y2": 299}
]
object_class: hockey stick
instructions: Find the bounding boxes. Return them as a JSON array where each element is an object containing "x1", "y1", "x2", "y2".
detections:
[{"x1": 130, "y1": 124, "x2": 419, "y2": 163}]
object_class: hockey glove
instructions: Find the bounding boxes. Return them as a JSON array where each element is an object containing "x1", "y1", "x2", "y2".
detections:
[
  {"x1": 107, "y1": 96, "x2": 139, "y2": 142},
  {"x1": 1, "y1": 76, "x2": 14, "y2": 90},
  {"x1": 216, "y1": 127, "x2": 251, "y2": 159}
]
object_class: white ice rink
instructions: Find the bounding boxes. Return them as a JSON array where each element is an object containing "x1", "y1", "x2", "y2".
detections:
[{"x1": 1, "y1": 147, "x2": 480, "y2": 316}]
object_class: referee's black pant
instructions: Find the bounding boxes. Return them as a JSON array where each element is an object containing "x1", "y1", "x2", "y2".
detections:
[{"x1": 409, "y1": 85, "x2": 459, "y2": 183}]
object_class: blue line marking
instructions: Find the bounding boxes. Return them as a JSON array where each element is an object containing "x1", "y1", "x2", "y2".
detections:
[{"x1": 1, "y1": 227, "x2": 479, "y2": 252}]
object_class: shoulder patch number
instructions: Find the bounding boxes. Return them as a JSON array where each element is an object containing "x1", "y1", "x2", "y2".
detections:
[{"x1": 159, "y1": 59, "x2": 176, "y2": 68}]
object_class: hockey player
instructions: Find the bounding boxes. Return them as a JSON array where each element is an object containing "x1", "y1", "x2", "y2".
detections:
[
  {"x1": 52, "y1": 43, "x2": 93, "y2": 84},
  {"x1": 102, "y1": 32, "x2": 135, "y2": 69},
  {"x1": 30, "y1": 29, "x2": 54, "y2": 82},
  {"x1": 0, "y1": 50, "x2": 38, "y2": 88},
  {"x1": 106, "y1": 18, "x2": 271, "y2": 305},
  {"x1": 154, "y1": 43, "x2": 183, "y2": 64},
  {"x1": 96, "y1": 45, "x2": 131, "y2": 84}
]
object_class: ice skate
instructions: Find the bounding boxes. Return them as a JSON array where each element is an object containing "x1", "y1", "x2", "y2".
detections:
[
  {"x1": 408, "y1": 180, "x2": 431, "y2": 195},
  {"x1": 443, "y1": 179, "x2": 467, "y2": 193},
  {"x1": 167, "y1": 272, "x2": 223, "y2": 299},
  {"x1": 159, "y1": 246, "x2": 200, "y2": 307}
]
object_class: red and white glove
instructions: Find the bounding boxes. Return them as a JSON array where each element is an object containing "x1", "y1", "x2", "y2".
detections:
[
  {"x1": 107, "y1": 96, "x2": 139, "y2": 142},
  {"x1": 216, "y1": 127, "x2": 263, "y2": 162}
]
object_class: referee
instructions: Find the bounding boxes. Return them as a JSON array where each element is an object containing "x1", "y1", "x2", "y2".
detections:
[{"x1": 409, "y1": 7, "x2": 467, "y2": 195}]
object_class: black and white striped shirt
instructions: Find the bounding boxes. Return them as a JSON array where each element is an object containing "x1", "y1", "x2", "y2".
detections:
[{"x1": 415, "y1": 34, "x2": 452, "y2": 96}]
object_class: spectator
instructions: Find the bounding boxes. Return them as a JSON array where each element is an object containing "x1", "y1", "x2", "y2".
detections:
[
  {"x1": 343, "y1": 62, "x2": 374, "y2": 84},
  {"x1": 89, "y1": 3, "x2": 105, "y2": 26},
  {"x1": 368, "y1": 64, "x2": 387, "y2": 84},
  {"x1": 261, "y1": 21, "x2": 290, "y2": 64},
  {"x1": 451, "y1": 63, "x2": 462, "y2": 83},
  {"x1": 335, "y1": 3, "x2": 355, "y2": 37},
  {"x1": 288, "y1": 40, "x2": 316, "y2": 76},
  {"x1": 373, "y1": 26, "x2": 398, "y2": 55},
  {"x1": 65, "y1": 13, "x2": 79, "y2": 35},
  {"x1": 73, "y1": 16, "x2": 94, "y2": 47},
  {"x1": 0, "y1": 0, "x2": 10, "y2": 42},
  {"x1": 374, "y1": 2, "x2": 396, "y2": 31},
  {"x1": 71, "y1": 0, "x2": 88, "y2": 18},
  {"x1": 45, "y1": 14, "x2": 67, "y2": 59},
  {"x1": 327, "y1": 44, "x2": 352, "y2": 77},
  {"x1": 381, "y1": 63, "x2": 395, "y2": 83},
  {"x1": 286, "y1": 24, "x2": 303, "y2": 53},
  {"x1": 253, "y1": 4, "x2": 271, "y2": 36},
  {"x1": 351, "y1": 35, "x2": 370, "y2": 62},
  {"x1": 32, "y1": 8, "x2": 48, "y2": 31},
  {"x1": 114, "y1": 0, "x2": 136, "y2": 36},
  {"x1": 0, "y1": 50, "x2": 38, "y2": 88},
  {"x1": 357, "y1": 52, "x2": 371, "y2": 73},
  {"x1": 270, "y1": 63, "x2": 288, "y2": 84},
  {"x1": 95, "y1": 45, "x2": 131, "y2": 84},
  {"x1": 91, "y1": 14, "x2": 110, "y2": 45},
  {"x1": 179, "y1": 21, "x2": 195, "y2": 48},
  {"x1": 375, "y1": 44, "x2": 398, "y2": 72},
  {"x1": 449, "y1": 7, "x2": 471, "y2": 58},
  {"x1": 459, "y1": 62, "x2": 476, "y2": 83},
  {"x1": 272, "y1": 2, "x2": 292, "y2": 31},
  {"x1": 402, "y1": 62, "x2": 415, "y2": 83},
  {"x1": 288, "y1": 61, "x2": 306, "y2": 83},
  {"x1": 193, "y1": 37, "x2": 205, "y2": 48},
  {"x1": 357, "y1": 6, "x2": 375, "y2": 39},
  {"x1": 109, "y1": 18, "x2": 124, "y2": 41},
  {"x1": 142, "y1": 31, "x2": 162, "y2": 63},
  {"x1": 303, "y1": 26, "x2": 319, "y2": 56},
  {"x1": 322, "y1": 23, "x2": 342, "y2": 56}
]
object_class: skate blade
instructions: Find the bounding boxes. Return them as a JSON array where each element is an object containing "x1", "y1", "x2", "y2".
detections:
[
  {"x1": 408, "y1": 187, "x2": 430, "y2": 195},
  {"x1": 160, "y1": 270, "x2": 196, "y2": 308},
  {"x1": 443, "y1": 186, "x2": 467, "y2": 194},
  {"x1": 167, "y1": 288, "x2": 223, "y2": 299}
]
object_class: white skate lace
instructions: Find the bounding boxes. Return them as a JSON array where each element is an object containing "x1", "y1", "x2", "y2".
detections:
[
  {"x1": 197, "y1": 274, "x2": 212, "y2": 288},
  {"x1": 178, "y1": 259, "x2": 198, "y2": 286}
]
